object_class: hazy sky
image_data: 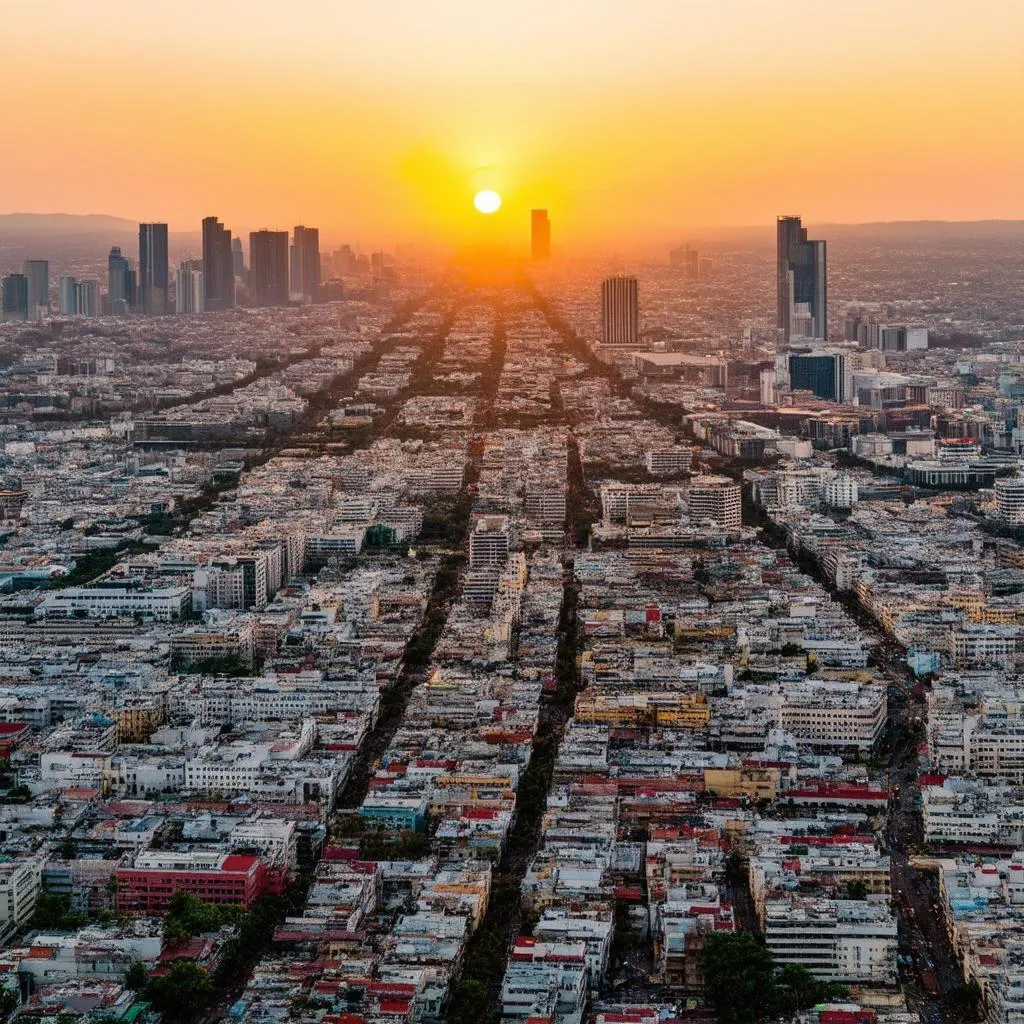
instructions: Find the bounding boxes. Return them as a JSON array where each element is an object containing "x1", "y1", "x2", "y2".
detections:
[{"x1": 3, "y1": 0, "x2": 1023, "y2": 247}]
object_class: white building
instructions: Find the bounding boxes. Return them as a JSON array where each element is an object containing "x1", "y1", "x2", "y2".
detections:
[
  {"x1": 687, "y1": 476, "x2": 742, "y2": 533},
  {"x1": 996, "y1": 477, "x2": 1024, "y2": 526},
  {"x1": 36, "y1": 585, "x2": 191, "y2": 622},
  {"x1": 764, "y1": 896, "x2": 897, "y2": 984}
]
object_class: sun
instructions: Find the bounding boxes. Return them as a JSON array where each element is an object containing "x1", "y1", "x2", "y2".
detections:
[{"x1": 473, "y1": 189, "x2": 502, "y2": 215}]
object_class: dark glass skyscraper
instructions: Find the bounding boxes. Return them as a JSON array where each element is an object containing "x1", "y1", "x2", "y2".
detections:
[
  {"x1": 1, "y1": 274, "x2": 29, "y2": 322},
  {"x1": 23, "y1": 260, "x2": 49, "y2": 320},
  {"x1": 531, "y1": 209, "x2": 551, "y2": 259},
  {"x1": 108, "y1": 247, "x2": 136, "y2": 314},
  {"x1": 601, "y1": 276, "x2": 639, "y2": 346},
  {"x1": 202, "y1": 217, "x2": 235, "y2": 311},
  {"x1": 138, "y1": 223, "x2": 169, "y2": 315},
  {"x1": 290, "y1": 225, "x2": 320, "y2": 302},
  {"x1": 777, "y1": 215, "x2": 827, "y2": 341},
  {"x1": 249, "y1": 230, "x2": 290, "y2": 307}
]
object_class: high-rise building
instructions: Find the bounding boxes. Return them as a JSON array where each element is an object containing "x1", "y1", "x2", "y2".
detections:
[
  {"x1": 777, "y1": 215, "x2": 827, "y2": 341},
  {"x1": 788, "y1": 349, "x2": 848, "y2": 403},
  {"x1": 231, "y1": 236, "x2": 247, "y2": 283},
  {"x1": 531, "y1": 209, "x2": 551, "y2": 259},
  {"x1": 688, "y1": 476, "x2": 742, "y2": 533},
  {"x1": 1, "y1": 274, "x2": 29, "y2": 322},
  {"x1": 59, "y1": 276, "x2": 78, "y2": 316},
  {"x1": 601, "y1": 276, "x2": 639, "y2": 347},
  {"x1": 75, "y1": 280, "x2": 100, "y2": 317},
  {"x1": 333, "y1": 245, "x2": 356, "y2": 276},
  {"x1": 138, "y1": 223, "x2": 169, "y2": 315},
  {"x1": 202, "y1": 217, "x2": 235, "y2": 311},
  {"x1": 290, "y1": 225, "x2": 320, "y2": 302},
  {"x1": 249, "y1": 230, "x2": 290, "y2": 307},
  {"x1": 108, "y1": 247, "x2": 136, "y2": 314},
  {"x1": 23, "y1": 260, "x2": 49, "y2": 320},
  {"x1": 176, "y1": 260, "x2": 205, "y2": 314},
  {"x1": 669, "y1": 244, "x2": 700, "y2": 279}
]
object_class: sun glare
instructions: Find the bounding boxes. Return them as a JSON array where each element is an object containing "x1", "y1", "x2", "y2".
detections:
[{"x1": 473, "y1": 189, "x2": 502, "y2": 215}]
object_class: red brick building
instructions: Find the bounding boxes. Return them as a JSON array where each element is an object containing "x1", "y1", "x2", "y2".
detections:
[{"x1": 115, "y1": 851, "x2": 268, "y2": 914}]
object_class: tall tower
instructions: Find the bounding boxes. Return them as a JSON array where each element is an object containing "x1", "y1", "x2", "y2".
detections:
[
  {"x1": 59, "y1": 276, "x2": 78, "y2": 315},
  {"x1": 176, "y1": 260, "x2": 205, "y2": 314},
  {"x1": 108, "y1": 247, "x2": 136, "y2": 314},
  {"x1": 290, "y1": 225, "x2": 320, "y2": 302},
  {"x1": 23, "y1": 260, "x2": 49, "y2": 320},
  {"x1": 249, "y1": 230, "x2": 290, "y2": 307},
  {"x1": 138, "y1": 223, "x2": 169, "y2": 315},
  {"x1": 601, "y1": 276, "x2": 639, "y2": 347},
  {"x1": 231, "y1": 236, "x2": 247, "y2": 283},
  {"x1": 1, "y1": 275, "x2": 28, "y2": 322},
  {"x1": 202, "y1": 216, "x2": 235, "y2": 311},
  {"x1": 777, "y1": 215, "x2": 827, "y2": 341},
  {"x1": 531, "y1": 209, "x2": 551, "y2": 259}
]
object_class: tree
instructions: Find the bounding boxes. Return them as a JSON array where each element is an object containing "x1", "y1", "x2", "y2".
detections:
[
  {"x1": 945, "y1": 981, "x2": 983, "y2": 1021},
  {"x1": 771, "y1": 964, "x2": 846, "y2": 1017},
  {"x1": 124, "y1": 962, "x2": 149, "y2": 991},
  {"x1": 0, "y1": 987, "x2": 18, "y2": 1020},
  {"x1": 144, "y1": 962, "x2": 214, "y2": 1022},
  {"x1": 843, "y1": 880, "x2": 869, "y2": 900},
  {"x1": 701, "y1": 932, "x2": 777, "y2": 1024}
]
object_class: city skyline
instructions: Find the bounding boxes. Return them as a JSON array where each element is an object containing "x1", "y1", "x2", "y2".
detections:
[{"x1": 1, "y1": 0, "x2": 1022, "y2": 247}]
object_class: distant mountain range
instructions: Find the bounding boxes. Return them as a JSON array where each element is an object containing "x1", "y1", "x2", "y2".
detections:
[{"x1": 0, "y1": 213, "x2": 199, "y2": 239}]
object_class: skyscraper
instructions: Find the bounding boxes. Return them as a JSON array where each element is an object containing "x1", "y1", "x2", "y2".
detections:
[
  {"x1": 108, "y1": 247, "x2": 136, "y2": 314},
  {"x1": 531, "y1": 209, "x2": 551, "y2": 259},
  {"x1": 788, "y1": 349, "x2": 848, "y2": 402},
  {"x1": 176, "y1": 260, "x2": 205, "y2": 314},
  {"x1": 601, "y1": 276, "x2": 639, "y2": 347},
  {"x1": 76, "y1": 280, "x2": 100, "y2": 317},
  {"x1": 1, "y1": 274, "x2": 28, "y2": 322},
  {"x1": 777, "y1": 215, "x2": 827, "y2": 341},
  {"x1": 202, "y1": 217, "x2": 235, "y2": 311},
  {"x1": 59, "y1": 276, "x2": 78, "y2": 315},
  {"x1": 231, "y1": 236, "x2": 247, "y2": 283},
  {"x1": 290, "y1": 225, "x2": 320, "y2": 302},
  {"x1": 23, "y1": 260, "x2": 49, "y2": 320},
  {"x1": 138, "y1": 223, "x2": 169, "y2": 315},
  {"x1": 249, "y1": 230, "x2": 290, "y2": 307}
]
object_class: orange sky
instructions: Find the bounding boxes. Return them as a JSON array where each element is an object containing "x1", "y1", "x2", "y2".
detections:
[{"x1": 3, "y1": 0, "x2": 1023, "y2": 249}]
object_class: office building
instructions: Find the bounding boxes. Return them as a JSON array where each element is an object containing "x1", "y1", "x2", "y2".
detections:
[
  {"x1": 75, "y1": 281, "x2": 100, "y2": 317},
  {"x1": 58, "y1": 276, "x2": 78, "y2": 315},
  {"x1": 687, "y1": 476, "x2": 742, "y2": 533},
  {"x1": 23, "y1": 260, "x2": 49, "y2": 320},
  {"x1": 669, "y1": 244, "x2": 700, "y2": 279},
  {"x1": 469, "y1": 516, "x2": 510, "y2": 568},
  {"x1": 232, "y1": 236, "x2": 247, "y2": 283},
  {"x1": 996, "y1": 477, "x2": 1024, "y2": 526},
  {"x1": 138, "y1": 222, "x2": 169, "y2": 315},
  {"x1": 777, "y1": 215, "x2": 827, "y2": 341},
  {"x1": 202, "y1": 216, "x2": 235, "y2": 311},
  {"x1": 844, "y1": 311, "x2": 928, "y2": 352},
  {"x1": 1, "y1": 274, "x2": 28, "y2": 322},
  {"x1": 531, "y1": 209, "x2": 551, "y2": 259},
  {"x1": 107, "y1": 247, "x2": 136, "y2": 314},
  {"x1": 290, "y1": 225, "x2": 320, "y2": 302},
  {"x1": 334, "y1": 245, "x2": 356, "y2": 276},
  {"x1": 176, "y1": 260, "x2": 205, "y2": 314},
  {"x1": 601, "y1": 276, "x2": 639, "y2": 347},
  {"x1": 115, "y1": 851, "x2": 269, "y2": 914},
  {"x1": 250, "y1": 230, "x2": 290, "y2": 307},
  {"x1": 788, "y1": 349, "x2": 848, "y2": 403}
]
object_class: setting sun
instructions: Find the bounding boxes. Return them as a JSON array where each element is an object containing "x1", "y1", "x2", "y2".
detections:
[{"x1": 473, "y1": 190, "x2": 502, "y2": 215}]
